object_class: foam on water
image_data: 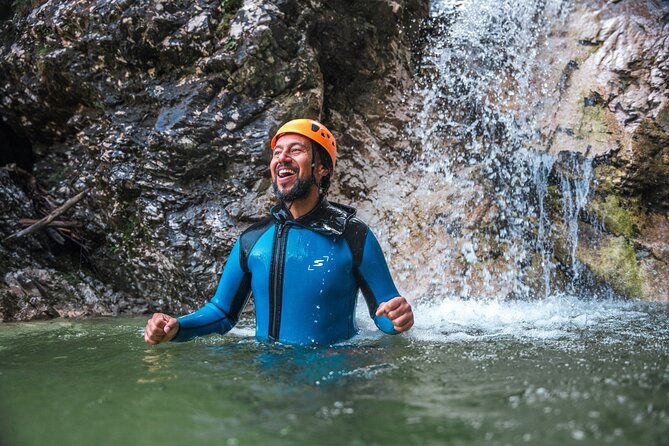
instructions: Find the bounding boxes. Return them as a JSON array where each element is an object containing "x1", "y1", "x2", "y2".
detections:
[
  {"x1": 200, "y1": 296, "x2": 665, "y2": 349},
  {"x1": 355, "y1": 295, "x2": 664, "y2": 346}
]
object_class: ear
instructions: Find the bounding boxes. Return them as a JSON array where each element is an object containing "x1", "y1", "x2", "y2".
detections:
[{"x1": 316, "y1": 163, "x2": 330, "y2": 178}]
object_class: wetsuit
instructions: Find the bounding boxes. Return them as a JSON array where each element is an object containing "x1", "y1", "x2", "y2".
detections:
[{"x1": 173, "y1": 198, "x2": 401, "y2": 345}]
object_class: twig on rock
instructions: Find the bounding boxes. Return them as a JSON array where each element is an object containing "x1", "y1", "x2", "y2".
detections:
[
  {"x1": 4, "y1": 188, "x2": 89, "y2": 242},
  {"x1": 18, "y1": 218, "x2": 84, "y2": 228}
]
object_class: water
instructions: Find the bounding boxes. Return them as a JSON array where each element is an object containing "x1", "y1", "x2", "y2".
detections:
[
  {"x1": 2, "y1": 1, "x2": 665, "y2": 445},
  {"x1": 1, "y1": 298, "x2": 668, "y2": 446},
  {"x1": 558, "y1": 152, "x2": 594, "y2": 288},
  {"x1": 400, "y1": 0, "x2": 595, "y2": 300}
]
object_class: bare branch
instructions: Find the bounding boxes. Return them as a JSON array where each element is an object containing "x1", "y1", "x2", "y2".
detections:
[
  {"x1": 19, "y1": 219, "x2": 84, "y2": 228},
  {"x1": 5, "y1": 188, "x2": 89, "y2": 242}
]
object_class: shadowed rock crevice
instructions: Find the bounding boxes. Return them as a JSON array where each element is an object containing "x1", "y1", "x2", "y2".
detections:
[{"x1": 0, "y1": 119, "x2": 34, "y2": 172}]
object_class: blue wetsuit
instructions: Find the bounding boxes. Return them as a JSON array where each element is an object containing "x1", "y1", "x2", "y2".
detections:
[{"x1": 173, "y1": 198, "x2": 401, "y2": 345}]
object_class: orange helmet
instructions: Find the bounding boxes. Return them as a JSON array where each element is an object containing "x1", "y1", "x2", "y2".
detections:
[{"x1": 271, "y1": 119, "x2": 337, "y2": 170}]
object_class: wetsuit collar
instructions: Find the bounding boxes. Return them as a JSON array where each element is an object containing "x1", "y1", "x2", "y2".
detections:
[{"x1": 270, "y1": 196, "x2": 357, "y2": 236}]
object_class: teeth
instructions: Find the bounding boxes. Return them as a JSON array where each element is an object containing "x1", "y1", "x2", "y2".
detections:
[{"x1": 278, "y1": 168, "x2": 295, "y2": 177}]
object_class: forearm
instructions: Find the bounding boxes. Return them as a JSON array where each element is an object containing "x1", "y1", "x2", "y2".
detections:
[
  {"x1": 172, "y1": 239, "x2": 252, "y2": 342},
  {"x1": 172, "y1": 302, "x2": 235, "y2": 342},
  {"x1": 357, "y1": 230, "x2": 402, "y2": 334}
]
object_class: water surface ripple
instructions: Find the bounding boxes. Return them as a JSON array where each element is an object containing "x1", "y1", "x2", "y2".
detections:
[{"x1": 1, "y1": 298, "x2": 667, "y2": 446}]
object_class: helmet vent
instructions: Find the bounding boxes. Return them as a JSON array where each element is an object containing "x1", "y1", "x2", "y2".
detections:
[{"x1": 311, "y1": 123, "x2": 320, "y2": 132}]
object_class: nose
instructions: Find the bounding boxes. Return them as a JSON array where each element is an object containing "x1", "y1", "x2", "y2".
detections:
[{"x1": 276, "y1": 148, "x2": 291, "y2": 164}]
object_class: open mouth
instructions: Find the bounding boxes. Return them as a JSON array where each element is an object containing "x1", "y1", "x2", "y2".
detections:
[{"x1": 277, "y1": 166, "x2": 297, "y2": 180}]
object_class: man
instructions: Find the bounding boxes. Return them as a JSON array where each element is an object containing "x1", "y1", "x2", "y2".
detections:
[{"x1": 144, "y1": 118, "x2": 413, "y2": 345}]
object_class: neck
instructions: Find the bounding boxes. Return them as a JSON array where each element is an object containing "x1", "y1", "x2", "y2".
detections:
[{"x1": 285, "y1": 186, "x2": 321, "y2": 219}]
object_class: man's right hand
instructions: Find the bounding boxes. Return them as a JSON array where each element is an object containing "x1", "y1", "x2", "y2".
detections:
[{"x1": 144, "y1": 313, "x2": 179, "y2": 345}]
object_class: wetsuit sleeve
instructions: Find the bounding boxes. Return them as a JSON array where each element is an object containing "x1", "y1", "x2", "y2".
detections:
[
  {"x1": 355, "y1": 229, "x2": 401, "y2": 335},
  {"x1": 172, "y1": 239, "x2": 251, "y2": 342}
]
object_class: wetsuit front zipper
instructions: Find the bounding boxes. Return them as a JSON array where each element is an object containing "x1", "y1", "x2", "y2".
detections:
[{"x1": 269, "y1": 222, "x2": 289, "y2": 340}]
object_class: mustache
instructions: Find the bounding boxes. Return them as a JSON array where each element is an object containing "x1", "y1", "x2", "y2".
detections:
[
  {"x1": 275, "y1": 162, "x2": 299, "y2": 172},
  {"x1": 277, "y1": 162, "x2": 297, "y2": 168}
]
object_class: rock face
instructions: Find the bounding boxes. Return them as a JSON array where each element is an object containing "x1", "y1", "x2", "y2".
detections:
[
  {"x1": 544, "y1": 0, "x2": 669, "y2": 300},
  {"x1": 1, "y1": 0, "x2": 667, "y2": 322},
  {"x1": 0, "y1": 0, "x2": 428, "y2": 320}
]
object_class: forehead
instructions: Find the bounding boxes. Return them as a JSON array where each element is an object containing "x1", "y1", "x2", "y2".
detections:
[{"x1": 274, "y1": 132, "x2": 311, "y2": 148}]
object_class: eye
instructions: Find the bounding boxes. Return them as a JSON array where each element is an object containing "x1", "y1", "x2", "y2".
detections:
[{"x1": 291, "y1": 146, "x2": 305, "y2": 155}]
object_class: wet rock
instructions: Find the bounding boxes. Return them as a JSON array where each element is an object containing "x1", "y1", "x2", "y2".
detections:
[
  {"x1": 0, "y1": 0, "x2": 429, "y2": 320},
  {"x1": 543, "y1": 0, "x2": 669, "y2": 300}
]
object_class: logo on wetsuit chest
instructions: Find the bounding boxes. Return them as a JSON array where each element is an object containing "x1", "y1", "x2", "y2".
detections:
[{"x1": 308, "y1": 256, "x2": 330, "y2": 271}]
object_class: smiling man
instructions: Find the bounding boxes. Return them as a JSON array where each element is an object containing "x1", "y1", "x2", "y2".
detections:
[{"x1": 144, "y1": 119, "x2": 414, "y2": 345}]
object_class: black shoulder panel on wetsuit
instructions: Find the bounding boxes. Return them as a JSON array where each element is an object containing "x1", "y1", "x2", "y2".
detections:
[
  {"x1": 342, "y1": 217, "x2": 369, "y2": 269},
  {"x1": 239, "y1": 217, "x2": 274, "y2": 273}
]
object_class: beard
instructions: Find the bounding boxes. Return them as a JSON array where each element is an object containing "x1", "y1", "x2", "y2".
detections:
[{"x1": 272, "y1": 174, "x2": 316, "y2": 201}]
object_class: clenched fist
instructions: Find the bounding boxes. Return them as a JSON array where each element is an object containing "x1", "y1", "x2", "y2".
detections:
[
  {"x1": 144, "y1": 313, "x2": 179, "y2": 345},
  {"x1": 375, "y1": 296, "x2": 414, "y2": 333}
]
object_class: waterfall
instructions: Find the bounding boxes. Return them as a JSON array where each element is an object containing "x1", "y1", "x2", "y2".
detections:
[
  {"x1": 401, "y1": 0, "x2": 599, "y2": 300},
  {"x1": 558, "y1": 152, "x2": 594, "y2": 289},
  {"x1": 531, "y1": 153, "x2": 556, "y2": 299}
]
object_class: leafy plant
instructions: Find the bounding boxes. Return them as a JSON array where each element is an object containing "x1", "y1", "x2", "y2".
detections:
[{"x1": 216, "y1": 0, "x2": 243, "y2": 38}]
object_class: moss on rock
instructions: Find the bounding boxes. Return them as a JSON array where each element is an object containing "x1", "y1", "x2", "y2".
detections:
[
  {"x1": 592, "y1": 164, "x2": 622, "y2": 196},
  {"x1": 590, "y1": 195, "x2": 641, "y2": 238},
  {"x1": 580, "y1": 236, "x2": 644, "y2": 299},
  {"x1": 216, "y1": 0, "x2": 243, "y2": 38},
  {"x1": 576, "y1": 99, "x2": 608, "y2": 140}
]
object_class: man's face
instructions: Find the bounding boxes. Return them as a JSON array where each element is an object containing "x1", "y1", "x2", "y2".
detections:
[{"x1": 270, "y1": 133, "x2": 316, "y2": 201}]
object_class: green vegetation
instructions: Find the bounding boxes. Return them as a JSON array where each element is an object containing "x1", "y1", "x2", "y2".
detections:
[
  {"x1": 58, "y1": 22, "x2": 80, "y2": 42},
  {"x1": 216, "y1": 0, "x2": 243, "y2": 38},
  {"x1": 576, "y1": 93, "x2": 610, "y2": 141},
  {"x1": 112, "y1": 214, "x2": 150, "y2": 257},
  {"x1": 591, "y1": 164, "x2": 619, "y2": 195},
  {"x1": 583, "y1": 236, "x2": 644, "y2": 299},
  {"x1": 591, "y1": 195, "x2": 640, "y2": 238},
  {"x1": 222, "y1": 37, "x2": 238, "y2": 52},
  {"x1": 47, "y1": 165, "x2": 75, "y2": 183},
  {"x1": 36, "y1": 45, "x2": 49, "y2": 56},
  {"x1": 578, "y1": 103, "x2": 607, "y2": 137},
  {"x1": 585, "y1": 194, "x2": 647, "y2": 297}
]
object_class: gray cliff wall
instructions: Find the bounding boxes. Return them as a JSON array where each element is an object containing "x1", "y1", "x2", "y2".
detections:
[{"x1": 0, "y1": 0, "x2": 428, "y2": 320}]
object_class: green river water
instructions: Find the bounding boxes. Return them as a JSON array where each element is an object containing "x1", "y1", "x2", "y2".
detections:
[{"x1": 1, "y1": 297, "x2": 668, "y2": 446}]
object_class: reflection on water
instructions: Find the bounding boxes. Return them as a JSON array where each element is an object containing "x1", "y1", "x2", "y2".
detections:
[
  {"x1": 0, "y1": 298, "x2": 667, "y2": 446},
  {"x1": 139, "y1": 350, "x2": 178, "y2": 384}
]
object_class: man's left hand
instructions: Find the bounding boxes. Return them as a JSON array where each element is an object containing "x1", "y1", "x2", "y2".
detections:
[{"x1": 375, "y1": 296, "x2": 414, "y2": 333}]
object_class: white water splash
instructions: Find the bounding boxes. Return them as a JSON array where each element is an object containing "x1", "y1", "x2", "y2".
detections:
[
  {"x1": 355, "y1": 295, "x2": 658, "y2": 345},
  {"x1": 393, "y1": 0, "x2": 605, "y2": 300}
]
